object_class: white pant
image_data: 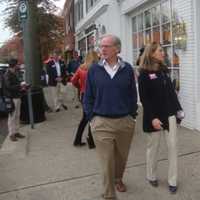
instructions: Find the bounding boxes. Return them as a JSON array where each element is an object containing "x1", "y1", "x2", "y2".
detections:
[
  {"x1": 50, "y1": 83, "x2": 66, "y2": 110},
  {"x1": 146, "y1": 116, "x2": 177, "y2": 186},
  {"x1": 8, "y1": 98, "x2": 21, "y2": 136}
]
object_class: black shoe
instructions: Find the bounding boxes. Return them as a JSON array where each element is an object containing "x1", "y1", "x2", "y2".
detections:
[
  {"x1": 169, "y1": 185, "x2": 177, "y2": 194},
  {"x1": 149, "y1": 180, "x2": 158, "y2": 187},
  {"x1": 9, "y1": 135, "x2": 18, "y2": 142},
  {"x1": 55, "y1": 108, "x2": 60, "y2": 112},
  {"x1": 86, "y1": 136, "x2": 96, "y2": 149},
  {"x1": 62, "y1": 104, "x2": 68, "y2": 110},
  {"x1": 15, "y1": 132, "x2": 25, "y2": 139},
  {"x1": 73, "y1": 142, "x2": 86, "y2": 147}
]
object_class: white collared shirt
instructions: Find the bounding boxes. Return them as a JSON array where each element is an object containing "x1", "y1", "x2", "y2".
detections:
[
  {"x1": 103, "y1": 59, "x2": 120, "y2": 79},
  {"x1": 55, "y1": 61, "x2": 61, "y2": 77}
]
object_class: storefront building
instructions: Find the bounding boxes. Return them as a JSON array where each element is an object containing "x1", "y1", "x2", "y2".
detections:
[{"x1": 74, "y1": 0, "x2": 200, "y2": 130}]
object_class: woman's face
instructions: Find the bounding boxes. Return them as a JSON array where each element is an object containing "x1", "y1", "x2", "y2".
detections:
[{"x1": 152, "y1": 46, "x2": 165, "y2": 62}]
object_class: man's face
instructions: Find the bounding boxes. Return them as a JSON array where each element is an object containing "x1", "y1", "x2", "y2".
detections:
[
  {"x1": 100, "y1": 37, "x2": 119, "y2": 61},
  {"x1": 53, "y1": 53, "x2": 59, "y2": 61},
  {"x1": 73, "y1": 52, "x2": 79, "y2": 60}
]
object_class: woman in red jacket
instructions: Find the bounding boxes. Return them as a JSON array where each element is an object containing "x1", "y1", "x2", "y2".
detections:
[{"x1": 71, "y1": 51, "x2": 99, "y2": 148}]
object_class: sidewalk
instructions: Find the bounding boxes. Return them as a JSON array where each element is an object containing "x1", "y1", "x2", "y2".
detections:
[{"x1": 0, "y1": 85, "x2": 200, "y2": 200}]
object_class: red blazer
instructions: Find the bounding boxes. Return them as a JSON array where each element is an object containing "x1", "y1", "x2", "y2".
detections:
[{"x1": 71, "y1": 66, "x2": 88, "y2": 94}]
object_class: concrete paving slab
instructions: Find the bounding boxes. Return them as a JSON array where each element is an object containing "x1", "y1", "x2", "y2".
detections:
[{"x1": 0, "y1": 153, "x2": 199, "y2": 200}]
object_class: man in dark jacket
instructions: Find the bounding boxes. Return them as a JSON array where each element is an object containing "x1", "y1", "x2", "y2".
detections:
[
  {"x1": 3, "y1": 59, "x2": 26, "y2": 141},
  {"x1": 84, "y1": 34, "x2": 137, "y2": 200},
  {"x1": 46, "y1": 50, "x2": 68, "y2": 112},
  {"x1": 67, "y1": 51, "x2": 81, "y2": 109}
]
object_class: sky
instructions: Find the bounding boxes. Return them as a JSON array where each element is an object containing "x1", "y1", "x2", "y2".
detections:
[{"x1": 0, "y1": 0, "x2": 66, "y2": 45}]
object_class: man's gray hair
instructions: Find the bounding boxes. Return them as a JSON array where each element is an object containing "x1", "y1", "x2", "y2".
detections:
[{"x1": 101, "y1": 34, "x2": 121, "y2": 53}]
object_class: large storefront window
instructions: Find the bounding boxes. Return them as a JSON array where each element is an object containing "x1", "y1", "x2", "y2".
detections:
[
  {"x1": 132, "y1": 0, "x2": 181, "y2": 91},
  {"x1": 78, "y1": 38, "x2": 86, "y2": 58},
  {"x1": 78, "y1": 33, "x2": 95, "y2": 58},
  {"x1": 87, "y1": 33, "x2": 95, "y2": 51}
]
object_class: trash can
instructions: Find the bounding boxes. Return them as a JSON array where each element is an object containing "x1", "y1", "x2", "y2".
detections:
[{"x1": 20, "y1": 87, "x2": 46, "y2": 124}]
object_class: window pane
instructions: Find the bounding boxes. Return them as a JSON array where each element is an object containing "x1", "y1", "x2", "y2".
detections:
[
  {"x1": 138, "y1": 32, "x2": 144, "y2": 48},
  {"x1": 78, "y1": 38, "x2": 86, "y2": 57},
  {"x1": 152, "y1": 26, "x2": 160, "y2": 43},
  {"x1": 173, "y1": 49, "x2": 180, "y2": 68},
  {"x1": 133, "y1": 49, "x2": 138, "y2": 66},
  {"x1": 152, "y1": 5, "x2": 160, "y2": 26},
  {"x1": 132, "y1": 17, "x2": 137, "y2": 32},
  {"x1": 133, "y1": 33, "x2": 138, "y2": 49},
  {"x1": 145, "y1": 29, "x2": 151, "y2": 44},
  {"x1": 144, "y1": 10, "x2": 151, "y2": 29},
  {"x1": 161, "y1": 0, "x2": 170, "y2": 23},
  {"x1": 162, "y1": 23, "x2": 171, "y2": 45},
  {"x1": 163, "y1": 46, "x2": 172, "y2": 67},
  {"x1": 138, "y1": 13, "x2": 143, "y2": 31},
  {"x1": 87, "y1": 34, "x2": 95, "y2": 51}
]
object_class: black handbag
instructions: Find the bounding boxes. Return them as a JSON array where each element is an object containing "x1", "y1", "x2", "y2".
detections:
[
  {"x1": 0, "y1": 96, "x2": 7, "y2": 114},
  {"x1": 0, "y1": 96, "x2": 15, "y2": 115}
]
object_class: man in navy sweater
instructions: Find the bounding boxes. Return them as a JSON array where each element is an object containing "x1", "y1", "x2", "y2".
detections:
[{"x1": 84, "y1": 34, "x2": 137, "y2": 199}]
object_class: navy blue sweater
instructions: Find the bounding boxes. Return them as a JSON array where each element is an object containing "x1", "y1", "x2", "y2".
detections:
[{"x1": 83, "y1": 61, "x2": 138, "y2": 120}]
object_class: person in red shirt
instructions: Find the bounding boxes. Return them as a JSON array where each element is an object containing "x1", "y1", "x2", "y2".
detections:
[{"x1": 71, "y1": 51, "x2": 99, "y2": 148}]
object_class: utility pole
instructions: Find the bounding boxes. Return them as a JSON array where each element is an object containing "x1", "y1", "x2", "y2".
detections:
[{"x1": 19, "y1": 0, "x2": 45, "y2": 128}]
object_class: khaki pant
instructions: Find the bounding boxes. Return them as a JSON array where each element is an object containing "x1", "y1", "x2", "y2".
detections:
[
  {"x1": 8, "y1": 98, "x2": 21, "y2": 136},
  {"x1": 146, "y1": 115, "x2": 177, "y2": 186},
  {"x1": 50, "y1": 83, "x2": 66, "y2": 110},
  {"x1": 90, "y1": 116, "x2": 135, "y2": 199}
]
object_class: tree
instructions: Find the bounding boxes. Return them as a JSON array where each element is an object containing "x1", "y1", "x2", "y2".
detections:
[{"x1": 1, "y1": 0, "x2": 65, "y2": 59}]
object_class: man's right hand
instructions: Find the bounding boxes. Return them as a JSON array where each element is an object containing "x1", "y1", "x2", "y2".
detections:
[{"x1": 152, "y1": 118, "x2": 163, "y2": 130}]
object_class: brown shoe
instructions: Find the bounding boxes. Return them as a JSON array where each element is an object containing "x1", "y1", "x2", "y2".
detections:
[
  {"x1": 115, "y1": 180, "x2": 127, "y2": 192},
  {"x1": 10, "y1": 135, "x2": 18, "y2": 142},
  {"x1": 15, "y1": 133, "x2": 25, "y2": 139}
]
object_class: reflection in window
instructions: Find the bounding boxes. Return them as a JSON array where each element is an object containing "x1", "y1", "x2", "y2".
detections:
[
  {"x1": 133, "y1": 33, "x2": 138, "y2": 48},
  {"x1": 139, "y1": 32, "x2": 144, "y2": 48},
  {"x1": 138, "y1": 13, "x2": 143, "y2": 31},
  {"x1": 173, "y1": 50, "x2": 180, "y2": 68},
  {"x1": 153, "y1": 26, "x2": 160, "y2": 43},
  {"x1": 152, "y1": 6, "x2": 160, "y2": 26},
  {"x1": 87, "y1": 34, "x2": 95, "y2": 51},
  {"x1": 162, "y1": 23, "x2": 171, "y2": 44},
  {"x1": 163, "y1": 46, "x2": 172, "y2": 67},
  {"x1": 144, "y1": 10, "x2": 151, "y2": 29},
  {"x1": 78, "y1": 38, "x2": 86, "y2": 58},
  {"x1": 145, "y1": 29, "x2": 151, "y2": 44},
  {"x1": 132, "y1": 17, "x2": 137, "y2": 33},
  {"x1": 161, "y1": 0, "x2": 170, "y2": 23}
]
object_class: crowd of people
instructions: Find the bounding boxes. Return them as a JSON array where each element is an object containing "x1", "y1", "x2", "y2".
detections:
[{"x1": 0, "y1": 34, "x2": 185, "y2": 200}]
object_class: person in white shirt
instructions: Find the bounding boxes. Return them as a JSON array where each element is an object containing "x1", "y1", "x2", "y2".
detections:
[{"x1": 46, "y1": 50, "x2": 68, "y2": 112}]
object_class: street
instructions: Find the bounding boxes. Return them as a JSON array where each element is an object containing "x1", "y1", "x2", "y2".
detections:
[{"x1": 0, "y1": 85, "x2": 200, "y2": 200}]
